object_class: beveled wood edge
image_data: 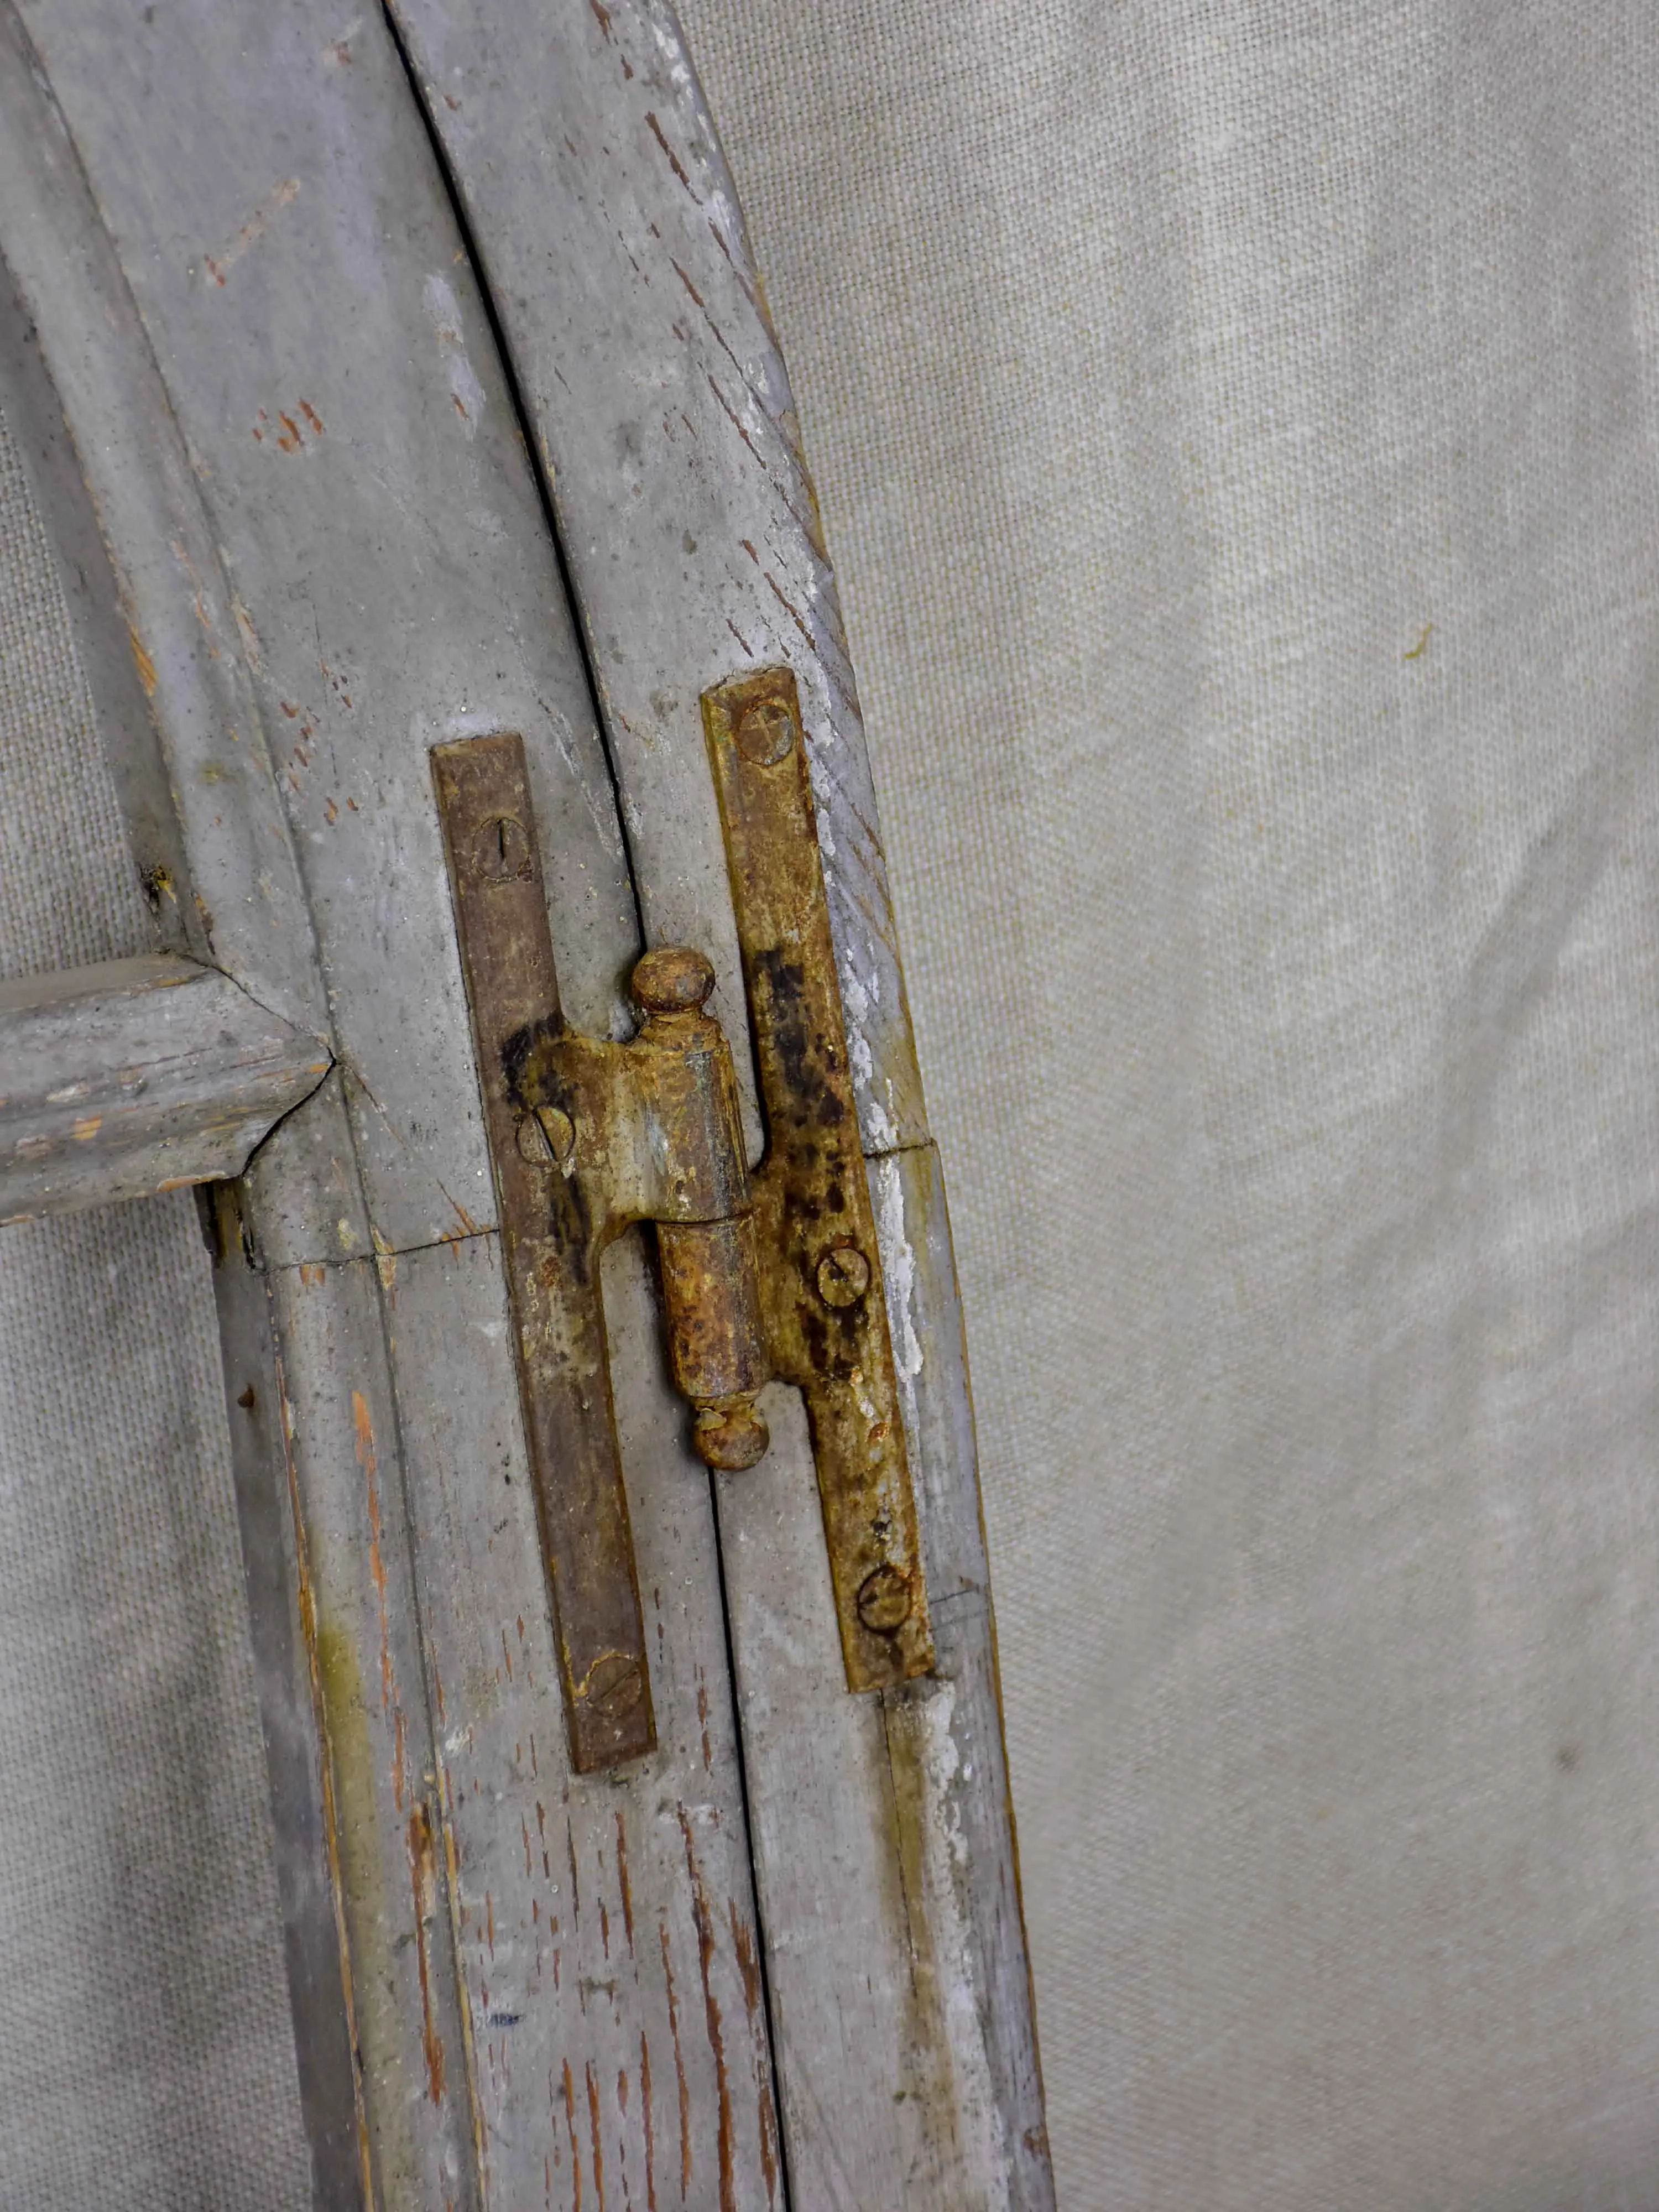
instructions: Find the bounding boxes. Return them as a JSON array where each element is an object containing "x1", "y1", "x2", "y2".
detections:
[{"x1": 0, "y1": 952, "x2": 331, "y2": 1224}]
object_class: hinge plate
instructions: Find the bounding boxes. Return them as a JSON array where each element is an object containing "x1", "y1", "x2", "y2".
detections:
[
  {"x1": 704, "y1": 667, "x2": 933, "y2": 1694},
  {"x1": 433, "y1": 734, "x2": 655, "y2": 1773}
]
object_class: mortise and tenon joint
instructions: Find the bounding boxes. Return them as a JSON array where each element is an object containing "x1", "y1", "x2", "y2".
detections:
[{"x1": 434, "y1": 667, "x2": 932, "y2": 1775}]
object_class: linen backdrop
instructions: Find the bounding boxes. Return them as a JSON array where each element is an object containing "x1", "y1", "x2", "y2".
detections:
[
  {"x1": 674, "y1": 4, "x2": 1659, "y2": 2208},
  {"x1": 4, "y1": 3, "x2": 1659, "y2": 2208}
]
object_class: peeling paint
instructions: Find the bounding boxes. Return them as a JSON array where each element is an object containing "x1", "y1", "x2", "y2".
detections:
[
  {"x1": 887, "y1": 1678, "x2": 1013, "y2": 2211},
  {"x1": 873, "y1": 1154, "x2": 924, "y2": 1385}
]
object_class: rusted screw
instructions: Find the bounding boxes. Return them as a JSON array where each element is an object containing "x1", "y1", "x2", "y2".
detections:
[
  {"x1": 633, "y1": 944, "x2": 716, "y2": 1015},
  {"x1": 515, "y1": 1105, "x2": 576, "y2": 1167},
  {"x1": 473, "y1": 812, "x2": 533, "y2": 883},
  {"x1": 516, "y1": 1112, "x2": 553, "y2": 1165},
  {"x1": 816, "y1": 1244, "x2": 870, "y2": 1308},
  {"x1": 856, "y1": 1564, "x2": 912, "y2": 1635},
  {"x1": 579, "y1": 1650, "x2": 645, "y2": 1720},
  {"x1": 735, "y1": 697, "x2": 797, "y2": 766},
  {"x1": 539, "y1": 1106, "x2": 577, "y2": 1165}
]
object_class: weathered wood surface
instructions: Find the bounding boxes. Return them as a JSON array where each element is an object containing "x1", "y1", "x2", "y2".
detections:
[
  {"x1": 0, "y1": 7, "x2": 325, "y2": 1036},
  {"x1": 380, "y1": 3, "x2": 1054, "y2": 2203},
  {"x1": 389, "y1": 1230, "x2": 781, "y2": 2210},
  {"x1": 3, "y1": 1, "x2": 780, "y2": 2204},
  {"x1": 207, "y1": 1181, "x2": 369, "y2": 2212},
  {"x1": 722, "y1": 1145, "x2": 1048, "y2": 2208},
  {"x1": 383, "y1": 0, "x2": 926, "y2": 1162},
  {"x1": 2, "y1": 1, "x2": 1050, "y2": 2204},
  {"x1": 0, "y1": 56, "x2": 369, "y2": 2197},
  {"x1": 259, "y1": 1222, "x2": 479, "y2": 2205},
  {"x1": 0, "y1": 953, "x2": 330, "y2": 1223}
]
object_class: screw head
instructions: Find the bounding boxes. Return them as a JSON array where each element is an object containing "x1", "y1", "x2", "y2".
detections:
[
  {"x1": 735, "y1": 697, "x2": 797, "y2": 766},
  {"x1": 515, "y1": 1105, "x2": 576, "y2": 1167},
  {"x1": 473, "y1": 812, "x2": 533, "y2": 883},
  {"x1": 816, "y1": 1244, "x2": 870, "y2": 1308},
  {"x1": 633, "y1": 945, "x2": 716, "y2": 1015},
  {"x1": 516, "y1": 1111, "x2": 553, "y2": 1166},
  {"x1": 857, "y1": 1564, "x2": 912, "y2": 1635},
  {"x1": 580, "y1": 1650, "x2": 645, "y2": 1720}
]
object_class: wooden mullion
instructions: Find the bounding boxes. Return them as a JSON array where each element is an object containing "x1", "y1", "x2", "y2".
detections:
[{"x1": 0, "y1": 953, "x2": 331, "y2": 1225}]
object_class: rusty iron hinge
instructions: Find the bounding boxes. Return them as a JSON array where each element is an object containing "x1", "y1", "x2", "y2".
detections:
[{"x1": 433, "y1": 671, "x2": 932, "y2": 1774}]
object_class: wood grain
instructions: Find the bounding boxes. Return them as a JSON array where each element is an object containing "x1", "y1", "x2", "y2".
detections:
[{"x1": 3, "y1": 0, "x2": 781, "y2": 2199}]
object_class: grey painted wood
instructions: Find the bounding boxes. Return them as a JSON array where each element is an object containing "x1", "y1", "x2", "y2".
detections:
[
  {"x1": 0, "y1": 954, "x2": 330, "y2": 1223},
  {"x1": 383, "y1": 0, "x2": 928, "y2": 1162},
  {"x1": 0, "y1": 239, "x2": 197, "y2": 965},
  {"x1": 2, "y1": 1, "x2": 1047, "y2": 2201},
  {"x1": 11, "y1": 0, "x2": 615, "y2": 1256},
  {"x1": 873, "y1": 1141, "x2": 1053, "y2": 2206},
  {"x1": 379, "y1": 4, "x2": 1054, "y2": 2203},
  {"x1": 207, "y1": 1180, "x2": 377, "y2": 2212},
  {"x1": 390, "y1": 1230, "x2": 781, "y2": 2209},
  {"x1": 0, "y1": 4, "x2": 325, "y2": 1036},
  {"x1": 0, "y1": 38, "x2": 374, "y2": 2200},
  {"x1": 2, "y1": 1, "x2": 782, "y2": 2202},
  {"x1": 263, "y1": 1239, "x2": 479, "y2": 2203}
]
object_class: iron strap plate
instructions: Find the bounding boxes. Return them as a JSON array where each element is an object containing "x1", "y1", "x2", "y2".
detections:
[
  {"x1": 432, "y1": 733, "x2": 655, "y2": 1773},
  {"x1": 704, "y1": 669, "x2": 935, "y2": 1692}
]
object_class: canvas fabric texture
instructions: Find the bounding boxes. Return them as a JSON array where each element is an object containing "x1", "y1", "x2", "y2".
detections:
[
  {"x1": 0, "y1": 403, "x2": 311, "y2": 2208},
  {"x1": 673, "y1": 5, "x2": 1659, "y2": 2208},
  {"x1": 6, "y1": 8, "x2": 1659, "y2": 2209}
]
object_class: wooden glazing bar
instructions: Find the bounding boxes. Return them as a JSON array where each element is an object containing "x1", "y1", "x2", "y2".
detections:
[{"x1": 0, "y1": 953, "x2": 330, "y2": 1224}]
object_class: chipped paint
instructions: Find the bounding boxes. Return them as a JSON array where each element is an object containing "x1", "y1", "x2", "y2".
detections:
[
  {"x1": 677, "y1": 1811, "x2": 734, "y2": 2212},
  {"x1": 422, "y1": 273, "x2": 487, "y2": 437},
  {"x1": 231, "y1": 594, "x2": 265, "y2": 671},
  {"x1": 872, "y1": 1154, "x2": 925, "y2": 1384},
  {"x1": 276, "y1": 1348, "x2": 375, "y2": 2207},
  {"x1": 639, "y1": 2032, "x2": 657, "y2": 2211},
  {"x1": 409, "y1": 1798, "x2": 449, "y2": 2105},
  {"x1": 659, "y1": 1921, "x2": 692, "y2": 2198},
  {"x1": 887, "y1": 1677, "x2": 1013, "y2": 2212},
  {"x1": 127, "y1": 624, "x2": 158, "y2": 696}
]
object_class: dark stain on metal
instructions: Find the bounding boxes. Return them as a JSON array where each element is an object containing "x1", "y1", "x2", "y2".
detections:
[{"x1": 815, "y1": 1244, "x2": 870, "y2": 1309}]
